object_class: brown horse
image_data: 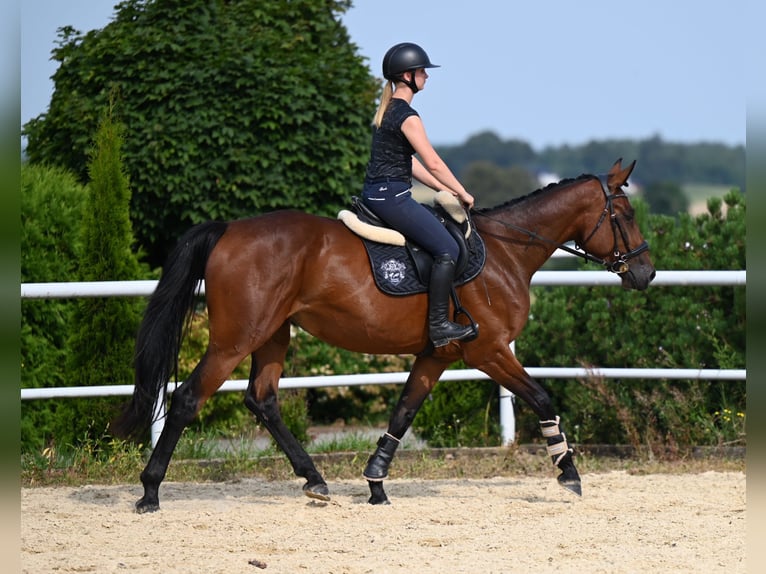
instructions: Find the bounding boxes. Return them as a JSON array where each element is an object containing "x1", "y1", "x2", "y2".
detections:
[{"x1": 113, "y1": 158, "x2": 655, "y2": 512}]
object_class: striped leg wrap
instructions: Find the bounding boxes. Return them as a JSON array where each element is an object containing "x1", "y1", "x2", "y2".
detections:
[{"x1": 540, "y1": 416, "x2": 573, "y2": 467}]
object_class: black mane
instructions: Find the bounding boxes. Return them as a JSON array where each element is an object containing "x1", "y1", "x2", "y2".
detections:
[{"x1": 475, "y1": 173, "x2": 596, "y2": 215}]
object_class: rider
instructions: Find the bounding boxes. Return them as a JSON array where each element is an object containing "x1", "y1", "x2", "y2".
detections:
[{"x1": 362, "y1": 42, "x2": 477, "y2": 347}]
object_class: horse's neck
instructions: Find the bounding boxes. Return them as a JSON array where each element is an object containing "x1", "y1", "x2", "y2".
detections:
[
  {"x1": 523, "y1": 183, "x2": 594, "y2": 242},
  {"x1": 486, "y1": 181, "x2": 596, "y2": 274}
]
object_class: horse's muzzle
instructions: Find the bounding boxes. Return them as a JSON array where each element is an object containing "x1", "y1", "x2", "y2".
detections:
[{"x1": 620, "y1": 264, "x2": 656, "y2": 291}]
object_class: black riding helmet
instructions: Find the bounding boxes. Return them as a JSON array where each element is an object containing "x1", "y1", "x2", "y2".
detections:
[{"x1": 382, "y1": 42, "x2": 439, "y2": 94}]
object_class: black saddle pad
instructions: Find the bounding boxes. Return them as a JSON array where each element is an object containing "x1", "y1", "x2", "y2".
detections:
[{"x1": 361, "y1": 230, "x2": 486, "y2": 296}]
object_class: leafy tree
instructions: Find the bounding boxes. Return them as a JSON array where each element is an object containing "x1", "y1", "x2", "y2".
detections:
[
  {"x1": 20, "y1": 164, "x2": 87, "y2": 450},
  {"x1": 437, "y1": 132, "x2": 744, "y2": 192},
  {"x1": 54, "y1": 104, "x2": 147, "y2": 448},
  {"x1": 461, "y1": 160, "x2": 539, "y2": 208},
  {"x1": 23, "y1": 0, "x2": 378, "y2": 267},
  {"x1": 437, "y1": 131, "x2": 538, "y2": 178},
  {"x1": 641, "y1": 180, "x2": 689, "y2": 216}
]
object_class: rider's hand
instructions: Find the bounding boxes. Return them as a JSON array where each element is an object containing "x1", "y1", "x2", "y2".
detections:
[{"x1": 459, "y1": 191, "x2": 475, "y2": 210}]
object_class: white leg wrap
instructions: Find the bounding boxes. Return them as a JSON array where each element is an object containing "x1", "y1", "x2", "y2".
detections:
[
  {"x1": 540, "y1": 416, "x2": 573, "y2": 466},
  {"x1": 546, "y1": 433, "x2": 572, "y2": 466},
  {"x1": 540, "y1": 415, "x2": 561, "y2": 438}
]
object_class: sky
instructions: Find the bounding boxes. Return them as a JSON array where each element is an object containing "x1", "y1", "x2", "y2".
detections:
[{"x1": 20, "y1": 1, "x2": 748, "y2": 150}]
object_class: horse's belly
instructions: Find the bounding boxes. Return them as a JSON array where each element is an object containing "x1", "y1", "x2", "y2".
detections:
[{"x1": 291, "y1": 308, "x2": 428, "y2": 355}]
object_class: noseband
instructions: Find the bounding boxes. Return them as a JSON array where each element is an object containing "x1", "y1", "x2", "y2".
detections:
[{"x1": 472, "y1": 174, "x2": 649, "y2": 274}]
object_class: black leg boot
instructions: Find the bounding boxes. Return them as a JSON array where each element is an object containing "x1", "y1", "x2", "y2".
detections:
[
  {"x1": 363, "y1": 433, "x2": 400, "y2": 481},
  {"x1": 429, "y1": 255, "x2": 477, "y2": 347}
]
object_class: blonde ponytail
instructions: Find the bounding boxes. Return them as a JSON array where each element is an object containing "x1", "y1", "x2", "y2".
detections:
[{"x1": 372, "y1": 81, "x2": 394, "y2": 128}]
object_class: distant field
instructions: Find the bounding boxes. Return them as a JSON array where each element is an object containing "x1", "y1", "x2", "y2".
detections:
[
  {"x1": 683, "y1": 183, "x2": 734, "y2": 215},
  {"x1": 682, "y1": 183, "x2": 734, "y2": 202}
]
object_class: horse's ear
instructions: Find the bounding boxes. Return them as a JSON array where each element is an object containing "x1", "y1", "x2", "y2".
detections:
[
  {"x1": 608, "y1": 158, "x2": 636, "y2": 188},
  {"x1": 623, "y1": 159, "x2": 637, "y2": 183}
]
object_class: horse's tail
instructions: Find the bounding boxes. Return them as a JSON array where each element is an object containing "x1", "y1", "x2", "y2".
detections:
[{"x1": 111, "y1": 221, "x2": 229, "y2": 439}]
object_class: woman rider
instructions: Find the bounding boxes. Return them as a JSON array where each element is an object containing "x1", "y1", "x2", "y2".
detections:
[{"x1": 362, "y1": 42, "x2": 477, "y2": 348}]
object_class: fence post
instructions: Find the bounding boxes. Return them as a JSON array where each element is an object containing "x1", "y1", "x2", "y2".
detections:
[
  {"x1": 499, "y1": 341, "x2": 516, "y2": 444},
  {"x1": 499, "y1": 387, "x2": 515, "y2": 444}
]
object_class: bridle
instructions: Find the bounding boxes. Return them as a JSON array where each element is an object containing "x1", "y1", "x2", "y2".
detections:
[
  {"x1": 577, "y1": 175, "x2": 650, "y2": 273},
  {"x1": 470, "y1": 175, "x2": 649, "y2": 274}
]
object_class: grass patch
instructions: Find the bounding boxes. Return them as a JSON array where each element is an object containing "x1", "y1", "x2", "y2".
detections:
[
  {"x1": 21, "y1": 438, "x2": 745, "y2": 489},
  {"x1": 307, "y1": 432, "x2": 377, "y2": 454}
]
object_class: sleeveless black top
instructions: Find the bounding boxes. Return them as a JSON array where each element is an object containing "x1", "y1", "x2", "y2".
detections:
[{"x1": 364, "y1": 99, "x2": 419, "y2": 182}]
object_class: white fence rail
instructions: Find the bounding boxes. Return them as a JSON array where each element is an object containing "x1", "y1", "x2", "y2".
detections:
[
  {"x1": 19, "y1": 270, "x2": 747, "y2": 299},
  {"x1": 20, "y1": 270, "x2": 746, "y2": 447}
]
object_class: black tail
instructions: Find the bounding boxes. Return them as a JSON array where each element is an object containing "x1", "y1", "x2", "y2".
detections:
[{"x1": 111, "y1": 221, "x2": 228, "y2": 438}]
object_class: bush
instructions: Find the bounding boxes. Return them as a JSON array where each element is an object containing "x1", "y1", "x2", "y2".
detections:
[
  {"x1": 413, "y1": 379, "x2": 502, "y2": 448},
  {"x1": 21, "y1": 164, "x2": 87, "y2": 450}
]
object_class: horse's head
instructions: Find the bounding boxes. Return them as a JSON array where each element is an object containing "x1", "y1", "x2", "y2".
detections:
[{"x1": 578, "y1": 159, "x2": 656, "y2": 291}]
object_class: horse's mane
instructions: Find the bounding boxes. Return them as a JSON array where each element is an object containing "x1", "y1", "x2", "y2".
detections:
[{"x1": 475, "y1": 173, "x2": 596, "y2": 216}]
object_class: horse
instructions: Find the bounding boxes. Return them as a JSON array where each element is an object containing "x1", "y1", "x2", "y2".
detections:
[{"x1": 112, "y1": 158, "x2": 655, "y2": 512}]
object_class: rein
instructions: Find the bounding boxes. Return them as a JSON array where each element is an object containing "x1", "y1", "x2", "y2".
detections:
[{"x1": 470, "y1": 175, "x2": 649, "y2": 274}]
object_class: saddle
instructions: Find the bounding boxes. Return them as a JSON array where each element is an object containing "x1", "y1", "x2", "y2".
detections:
[{"x1": 338, "y1": 190, "x2": 486, "y2": 296}]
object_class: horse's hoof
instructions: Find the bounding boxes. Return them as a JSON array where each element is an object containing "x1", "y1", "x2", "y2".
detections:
[
  {"x1": 368, "y1": 495, "x2": 391, "y2": 505},
  {"x1": 135, "y1": 498, "x2": 160, "y2": 514},
  {"x1": 367, "y1": 480, "x2": 390, "y2": 505},
  {"x1": 557, "y1": 476, "x2": 582, "y2": 497},
  {"x1": 303, "y1": 481, "x2": 331, "y2": 502}
]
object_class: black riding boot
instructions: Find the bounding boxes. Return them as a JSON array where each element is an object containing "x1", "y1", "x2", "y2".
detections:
[{"x1": 428, "y1": 256, "x2": 476, "y2": 347}]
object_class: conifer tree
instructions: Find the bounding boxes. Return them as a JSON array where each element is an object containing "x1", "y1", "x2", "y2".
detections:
[{"x1": 56, "y1": 101, "x2": 146, "y2": 447}]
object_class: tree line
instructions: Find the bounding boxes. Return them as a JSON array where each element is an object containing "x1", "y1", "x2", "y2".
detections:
[
  {"x1": 439, "y1": 130, "x2": 744, "y2": 188},
  {"x1": 437, "y1": 131, "x2": 744, "y2": 210}
]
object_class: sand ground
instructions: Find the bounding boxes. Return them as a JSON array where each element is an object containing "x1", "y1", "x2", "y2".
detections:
[{"x1": 21, "y1": 470, "x2": 745, "y2": 573}]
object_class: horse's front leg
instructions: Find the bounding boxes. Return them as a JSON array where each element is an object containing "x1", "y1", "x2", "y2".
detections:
[
  {"x1": 477, "y1": 347, "x2": 581, "y2": 496},
  {"x1": 539, "y1": 415, "x2": 581, "y2": 495},
  {"x1": 244, "y1": 326, "x2": 329, "y2": 501},
  {"x1": 364, "y1": 355, "x2": 448, "y2": 505}
]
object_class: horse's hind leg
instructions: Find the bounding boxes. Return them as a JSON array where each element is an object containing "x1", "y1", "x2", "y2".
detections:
[
  {"x1": 364, "y1": 355, "x2": 448, "y2": 505},
  {"x1": 136, "y1": 351, "x2": 243, "y2": 513},
  {"x1": 243, "y1": 322, "x2": 329, "y2": 501}
]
